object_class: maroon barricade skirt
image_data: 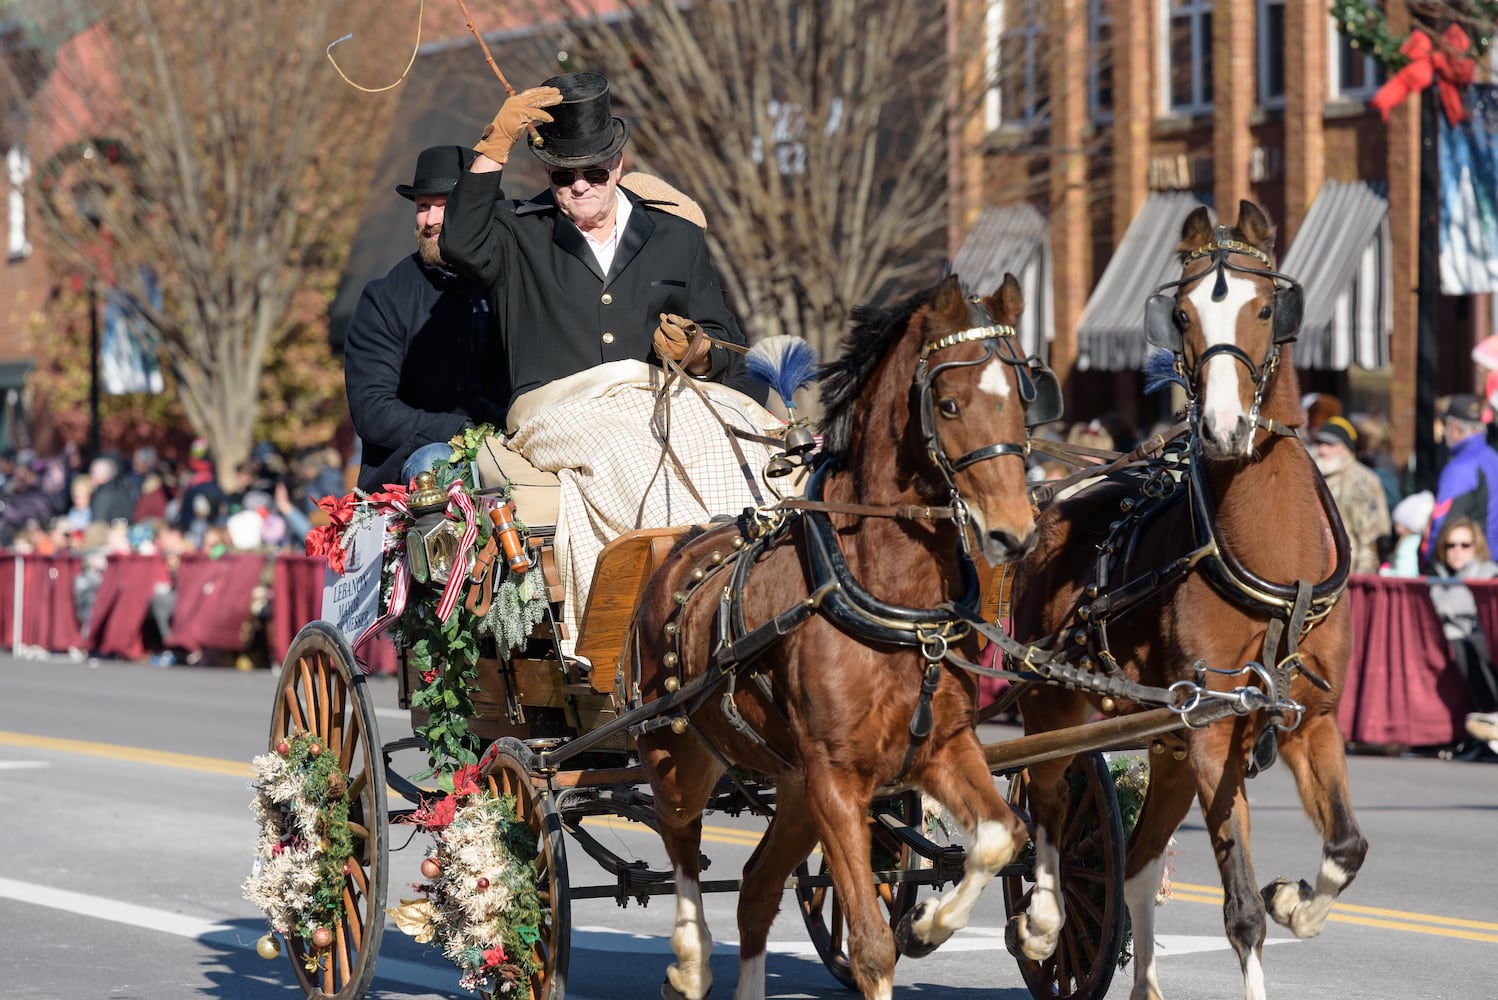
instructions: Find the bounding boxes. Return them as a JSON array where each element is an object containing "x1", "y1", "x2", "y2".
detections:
[{"x1": 89, "y1": 553, "x2": 171, "y2": 660}]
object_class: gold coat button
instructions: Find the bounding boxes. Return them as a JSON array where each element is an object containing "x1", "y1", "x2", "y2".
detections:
[
  {"x1": 602, "y1": 331, "x2": 615, "y2": 344},
  {"x1": 601, "y1": 292, "x2": 613, "y2": 305}
]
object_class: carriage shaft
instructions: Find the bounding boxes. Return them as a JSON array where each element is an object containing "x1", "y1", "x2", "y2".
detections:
[{"x1": 981, "y1": 700, "x2": 1242, "y2": 773}]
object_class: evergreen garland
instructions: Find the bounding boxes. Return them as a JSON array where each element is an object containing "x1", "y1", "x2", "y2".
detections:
[{"x1": 1330, "y1": 0, "x2": 1498, "y2": 69}]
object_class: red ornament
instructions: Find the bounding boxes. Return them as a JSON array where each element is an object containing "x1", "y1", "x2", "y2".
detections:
[
  {"x1": 275, "y1": 740, "x2": 290, "y2": 756},
  {"x1": 420, "y1": 857, "x2": 443, "y2": 879},
  {"x1": 476, "y1": 877, "x2": 490, "y2": 890},
  {"x1": 310, "y1": 926, "x2": 334, "y2": 949}
]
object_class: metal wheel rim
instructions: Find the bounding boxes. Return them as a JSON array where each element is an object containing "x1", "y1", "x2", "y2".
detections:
[
  {"x1": 269, "y1": 622, "x2": 388, "y2": 1000},
  {"x1": 795, "y1": 790, "x2": 922, "y2": 991},
  {"x1": 1001, "y1": 752, "x2": 1125, "y2": 1000},
  {"x1": 483, "y1": 737, "x2": 570, "y2": 1000}
]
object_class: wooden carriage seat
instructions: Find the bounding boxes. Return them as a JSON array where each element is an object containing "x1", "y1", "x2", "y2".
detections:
[{"x1": 577, "y1": 526, "x2": 692, "y2": 693}]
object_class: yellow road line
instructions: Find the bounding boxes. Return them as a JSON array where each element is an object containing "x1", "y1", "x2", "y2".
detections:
[
  {"x1": 1167, "y1": 881, "x2": 1498, "y2": 943},
  {"x1": 0, "y1": 731, "x2": 253, "y2": 778}
]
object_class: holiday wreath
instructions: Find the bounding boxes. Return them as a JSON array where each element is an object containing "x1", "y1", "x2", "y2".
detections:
[{"x1": 246, "y1": 425, "x2": 551, "y2": 992}]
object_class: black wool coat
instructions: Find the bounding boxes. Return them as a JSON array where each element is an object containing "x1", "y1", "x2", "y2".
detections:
[
  {"x1": 439, "y1": 171, "x2": 764, "y2": 408},
  {"x1": 343, "y1": 254, "x2": 507, "y2": 492}
]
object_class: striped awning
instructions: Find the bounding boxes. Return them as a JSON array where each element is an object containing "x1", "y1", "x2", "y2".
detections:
[
  {"x1": 1074, "y1": 192, "x2": 1205, "y2": 372},
  {"x1": 1278, "y1": 180, "x2": 1391, "y2": 371},
  {"x1": 952, "y1": 202, "x2": 1052, "y2": 360}
]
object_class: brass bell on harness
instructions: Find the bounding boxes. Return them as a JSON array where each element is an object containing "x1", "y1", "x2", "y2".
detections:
[
  {"x1": 765, "y1": 454, "x2": 798, "y2": 479},
  {"x1": 783, "y1": 424, "x2": 817, "y2": 456}
]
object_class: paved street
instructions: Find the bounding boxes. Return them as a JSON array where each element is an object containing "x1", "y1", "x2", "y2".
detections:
[{"x1": 1, "y1": 652, "x2": 1495, "y2": 999}]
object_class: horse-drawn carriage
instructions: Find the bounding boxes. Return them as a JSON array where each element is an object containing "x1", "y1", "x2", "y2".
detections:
[{"x1": 249, "y1": 201, "x2": 1365, "y2": 1000}]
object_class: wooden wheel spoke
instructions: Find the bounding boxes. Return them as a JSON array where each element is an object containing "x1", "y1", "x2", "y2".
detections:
[
  {"x1": 281, "y1": 685, "x2": 307, "y2": 734},
  {"x1": 345, "y1": 769, "x2": 368, "y2": 803},
  {"x1": 1064, "y1": 881, "x2": 1106, "y2": 927},
  {"x1": 346, "y1": 820, "x2": 370, "y2": 840},
  {"x1": 343, "y1": 886, "x2": 364, "y2": 949},
  {"x1": 1062, "y1": 865, "x2": 1107, "y2": 885},
  {"x1": 346, "y1": 855, "x2": 368, "y2": 895}
]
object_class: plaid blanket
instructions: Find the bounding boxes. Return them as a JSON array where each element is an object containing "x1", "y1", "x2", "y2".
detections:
[{"x1": 507, "y1": 361, "x2": 782, "y2": 656}]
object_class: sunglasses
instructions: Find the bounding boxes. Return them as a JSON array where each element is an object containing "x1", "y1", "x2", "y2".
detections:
[
  {"x1": 549, "y1": 166, "x2": 613, "y2": 187},
  {"x1": 1445, "y1": 540, "x2": 1475, "y2": 550}
]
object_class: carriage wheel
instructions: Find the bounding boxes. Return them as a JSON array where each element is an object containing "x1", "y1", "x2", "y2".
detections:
[
  {"x1": 1001, "y1": 752, "x2": 1125, "y2": 1000},
  {"x1": 794, "y1": 790, "x2": 923, "y2": 991},
  {"x1": 482, "y1": 737, "x2": 571, "y2": 1000},
  {"x1": 269, "y1": 622, "x2": 388, "y2": 1000}
]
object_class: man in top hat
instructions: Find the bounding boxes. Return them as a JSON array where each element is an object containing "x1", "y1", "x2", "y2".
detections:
[
  {"x1": 1428, "y1": 392, "x2": 1498, "y2": 557},
  {"x1": 439, "y1": 73, "x2": 781, "y2": 650},
  {"x1": 343, "y1": 144, "x2": 507, "y2": 492},
  {"x1": 1309, "y1": 416, "x2": 1390, "y2": 576}
]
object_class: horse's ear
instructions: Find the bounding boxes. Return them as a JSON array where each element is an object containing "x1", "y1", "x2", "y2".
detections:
[
  {"x1": 990, "y1": 272, "x2": 1024, "y2": 326},
  {"x1": 1178, "y1": 206, "x2": 1214, "y2": 255},
  {"x1": 934, "y1": 273, "x2": 967, "y2": 320},
  {"x1": 1236, "y1": 199, "x2": 1275, "y2": 252}
]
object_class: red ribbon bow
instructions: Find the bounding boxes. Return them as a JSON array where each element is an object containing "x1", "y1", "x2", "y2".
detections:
[{"x1": 1370, "y1": 25, "x2": 1474, "y2": 126}]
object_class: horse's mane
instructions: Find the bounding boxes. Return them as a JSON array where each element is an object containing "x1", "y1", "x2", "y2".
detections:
[{"x1": 817, "y1": 284, "x2": 939, "y2": 459}]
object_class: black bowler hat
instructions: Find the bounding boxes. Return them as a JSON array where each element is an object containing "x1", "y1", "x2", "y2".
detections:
[
  {"x1": 395, "y1": 145, "x2": 477, "y2": 200},
  {"x1": 528, "y1": 72, "x2": 629, "y2": 168}
]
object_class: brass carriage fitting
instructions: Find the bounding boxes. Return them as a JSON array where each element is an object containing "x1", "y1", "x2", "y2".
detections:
[
  {"x1": 731, "y1": 536, "x2": 746, "y2": 549},
  {"x1": 1077, "y1": 605, "x2": 1092, "y2": 621},
  {"x1": 670, "y1": 716, "x2": 690, "y2": 734},
  {"x1": 1151, "y1": 739, "x2": 1166, "y2": 754},
  {"x1": 1173, "y1": 746, "x2": 1188, "y2": 761},
  {"x1": 664, "y1": 676, "x2": 680, "y2": 692},
  {"x1": 1080, "y1": 657, "x2": 1094, "y2": 671},
  {"x1": 1099, "y1": 696, "x2": 1116, "y2": 713},
  {"x1": 1085, "y1": 584, "x2": 1100, "y2": 599},
  {"x1": 1119, "y1": 498, "x2": 1135, "y2": 512},
  {"x1": 664, "y1": 622, "x2": 678, "y2": 637},
  {"x1": 690, "y1": 567, "x2": 706, "y2": 582},
  {"x1": 673, "y1": 591, "x2": 689, "y2": 605},
  {"x1": 709, "y1": 551, "x2": 725, "y2": 565},
  {"x1": 405, "y1": 471, "x2": 449, "y2": 515},
  {"x1": 1072, "y1": 628, "x2": 1088, "y2": 644},
  {"x1": 663, "y1": 652, "x2": 679, "y2": 668}
]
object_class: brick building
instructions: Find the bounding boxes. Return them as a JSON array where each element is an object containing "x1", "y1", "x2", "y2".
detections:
[{"x1": 953, "y1": 0, "x2": 1476, "y2": 475}]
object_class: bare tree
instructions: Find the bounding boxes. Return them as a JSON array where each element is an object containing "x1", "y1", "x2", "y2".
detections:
[
  {"x1": 4, "y1": 0, "x2": 401, "y2": 480},
  {"x1": 535, "y1": 0, "x2": 986, "y2": 374}
]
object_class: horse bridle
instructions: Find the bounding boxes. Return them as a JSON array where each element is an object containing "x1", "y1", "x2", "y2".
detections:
[
  {"x1": 1145, "y1": 228, "x2": 1304, "y2": 429},
  {"x1": 915, "y1": 298, "x2": 1063, "y2": 491}
]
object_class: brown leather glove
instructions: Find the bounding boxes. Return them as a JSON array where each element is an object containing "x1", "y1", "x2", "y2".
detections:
[
  {"x1": 653, "y1": 313, "x2": 711, "y2": 374},
  {"x1": 475, "y1": 86, "x2": 563, "y2": 166}
]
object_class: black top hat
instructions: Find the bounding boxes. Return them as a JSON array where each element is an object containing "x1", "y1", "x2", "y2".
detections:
[
  {"x1": 528, "y1": 72, "x2": 629, "y2": 168},
  {"x1": 395, "y1": 145, "x2": 477, "y2": 201}
]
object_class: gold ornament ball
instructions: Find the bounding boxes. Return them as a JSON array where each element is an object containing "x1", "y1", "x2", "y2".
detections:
[
  {"x1": 308, "y1": 742, "x2": 323, "y2": 757},
  {"x1": 256, "y1": 933, "x2": 282, "y2": 960},
  {"x1": 420, "y1": 857, "x2": 442, "y2": 880},
  {"x1": 310, "y1": 926, "x2": 335, "y2": 950}
]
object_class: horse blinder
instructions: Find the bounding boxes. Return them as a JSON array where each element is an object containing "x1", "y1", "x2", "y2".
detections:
[
  {"x1": 1272, "y1": 283, "x2": 1303, "y2": 344},
  {"x1": 1024, "y1": 363, "x2": 1064, "y2": 427},
  {"x1": 1145, "y1": 293, "x2": 1182, "y2": 353}
]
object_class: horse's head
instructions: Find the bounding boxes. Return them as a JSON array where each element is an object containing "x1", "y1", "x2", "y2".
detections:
[
  {"x1": 915, "y1": 273, "x2": 1057, "y2": 564},
  {"x1": 1146, "y1": 200, "x2": 1303, "y2": 460}
]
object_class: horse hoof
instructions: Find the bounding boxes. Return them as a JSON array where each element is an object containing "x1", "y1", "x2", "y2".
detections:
[
  {"x1": 1261, "y1": 876, "x2": 1309, "y2": 927},
  {"x1": 661, "y1": 981, "x2": 708, "y2": 1000},
  {"x1": 894, "y1": 900, "x2": 941, "y2": 959}
]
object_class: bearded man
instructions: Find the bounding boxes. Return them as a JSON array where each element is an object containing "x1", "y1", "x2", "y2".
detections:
[
  {"x1": 343, "y1": 145, "x2": 507, "y2": 492},
  {"x1": 1311, "y1": 416, "x2": 1391, "y2": 575}
]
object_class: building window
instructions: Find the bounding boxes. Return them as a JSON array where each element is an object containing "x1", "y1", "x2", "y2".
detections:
[
  {"x1": 986, "y1": 0, "x2": 1049, "y2": 130},
  {"x1": 7, "y1": 146, "x2": 30, "y2": 261},
  {"x1": 1329, "y1": 13, "x2": 1384, "y2": 100},
  {"x1": 1257, "y1": 0, "x2": 1285, "y2": 108},
  {"x1": 1089, "y1": 0, "x2": 1114, "y2": 122},
  {"x1": 1161, "y1": 0, "x2": 1212, "y2": 116}
]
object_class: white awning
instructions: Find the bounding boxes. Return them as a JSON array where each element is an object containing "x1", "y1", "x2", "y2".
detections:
[
  {"x1": 1074, "y1": 192, "x2": 1204, "y2": 372},
  {"x1": 1278, "y1": 180, "x2": 1391, "y2": 371},
  {"x1": 952, "y1": 202, "x2": 1052, "y2": 360}
]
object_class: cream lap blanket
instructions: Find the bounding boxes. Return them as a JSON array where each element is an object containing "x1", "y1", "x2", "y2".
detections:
[{"x1": 506, "y1": 360, "x2": 784, "y2": 657}]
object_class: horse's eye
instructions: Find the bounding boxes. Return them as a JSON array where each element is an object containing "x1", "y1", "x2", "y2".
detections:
[
  {"x1": 1258, "y1": 303, "x2": 1273, "y2": 320},
  {"x1": 937, "y1": 397, "x2": 960, "y2": 418},
  {"x1": 1173, "y1": 308, "x2": 1189, "y2": 329}
]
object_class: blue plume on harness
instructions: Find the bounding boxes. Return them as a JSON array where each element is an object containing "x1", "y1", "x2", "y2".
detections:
[
  {"x1": 1143, "y1": 349, "x2": 1186, "y2": 395},
  {"x1": 745, "y1": 335, "x2": 820, "y2": 412}
]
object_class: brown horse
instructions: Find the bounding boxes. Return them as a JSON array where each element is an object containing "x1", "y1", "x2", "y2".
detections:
[
  {"x1": 626, "y1": 273, "x2": 1050, "y2": 1000},
  {"x1": 1006, "y1": 201, "x2": 1367, "y2": 1000}
]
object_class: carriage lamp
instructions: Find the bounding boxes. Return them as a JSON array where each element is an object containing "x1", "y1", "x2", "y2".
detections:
[
  {"x1": 403, "y1": 473, "x2": 475, "y2": 587},
  {"x1": 406, "y1": 510, "x2": 475, "y2": 587}
]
